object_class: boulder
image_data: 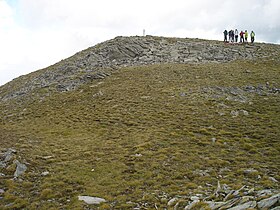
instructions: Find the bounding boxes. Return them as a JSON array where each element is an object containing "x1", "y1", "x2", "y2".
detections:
[
  {"x1": 227, "y1": 201, "x2": 256, "y2": 210},
  {"x1": 14, "y1": 160, "x2": 27, "y2": 178},
  {"x1": 257, "y1": 193, "x2": 280, "y2": 209},
  {"x1": 78, "y1": 196, "x2": 106, "y2": 205}
]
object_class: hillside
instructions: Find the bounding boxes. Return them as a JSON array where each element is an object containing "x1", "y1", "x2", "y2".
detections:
[{"x1": 0, "y1": 36, "x2": 280, "y2": 209}]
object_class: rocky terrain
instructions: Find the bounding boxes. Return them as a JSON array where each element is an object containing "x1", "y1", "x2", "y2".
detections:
[
  {"x1": 0, "y1": 36, "x2": 280, "y2": 209},
  {"x1": 0, "y1": 36, "x2": 278, "y2": 101}
]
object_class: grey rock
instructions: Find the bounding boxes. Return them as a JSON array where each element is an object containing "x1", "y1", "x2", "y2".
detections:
[
  {"x1": 92, "y1": 90, "x2": 103, "y2": 98},
  {"x1": 246, "y1": 188, "x2": 255, "y2": 195},
  {"x1": 240, "y1": 110, "x2": 249, "y2": 116},
  {"x1": 221, "y1": 184, "x2": 231, "y2": 194},
  {"x1": 0, "y1": 189, "x2": 4, "y2": 194},
  {"x1": 243, "y1": 168, "x2": 258, "y2": 175},
  {"x1": 206, "y1": 201, "x2": 225, "y2": 209},
  {"x1": 271, "y1": 207, "x2": 280, "y2": 210},
  {"x1": 269, "y1": 176, "x2": 279, "y2": 183},
  {"x1": 14, "y1": 160, "x2": 27, "y2": 178},
  {"x1": 193, "y1": 169, "x2": 210, "y2": 177},
  {"x1": 187, "y1": 185, "x2": 280, "y2": 210},
  {"x1": 257, "y1": 193, "x2": 280, "y2": 209},
  {"x1": 201, "y1": 84, "x2": 279, "y2": 105},
  {"x1": 3, "y1": 148, "x2": 16, "y2": 162},
  {"x1": 238, "y1": 196, "x2": 254, "y2": 203},
  {"x1": 41, "y1": 171, "x2": 50, "y2": 176},
  {"x1": 184, "y1": 200, "x2": 199, "y2": 210},
  {"x1": 167, "y1": 197, "x2": 179, "y2": 206},
  {"x1": 219, "y1": 197, "x2": 242, "y2": 209},
  {"x1": 224, "y1": 190, "x2": 236, "y2": 201},
  {"x1": 230, "y1": 110, "x2": 239, "y2": 117},
  {"x1": 257, "y1": 189, "x2": 273, "y2": 197},
  {"x1": 190, "y1": 196, "x2": 200, "y2": 201},
  {"x1": 271, "y1": 87, "x2": 280, "y2": 93},
  {"x1": 134, "y1": 153, "x2": 142, "y2": 157},
  {"x1": 5, "y1": 203, "x2": 13, "y2": 207},
  {"x1": 214, "y1": 180, "x2": 221, "y2": 196},
  {"x1": 78, "y1": 196, "x2": 106, "y2": 205},
  {"x1": 227, "y1": 201, "x2": 256, "y2": 210},
  {"x1": 211, "y1": 137, "x2": 216, "y2": 143},
  {"x1": 232, "y1": 185, "x2": 246, "y2": 196},
  {"x1": 180, "y1": 92, "x2": 186, "y2": 97},
  {"x1": 0, "y1": 162, "x2": 6, "y2": 168},
  {"x1": 41, "y1": 155, "x2": 54, "y2": 160}
]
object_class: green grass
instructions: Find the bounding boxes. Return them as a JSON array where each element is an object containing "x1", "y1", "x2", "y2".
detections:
[{"x1": 0, "y1": 58, "x2": 279, "y2": 209}]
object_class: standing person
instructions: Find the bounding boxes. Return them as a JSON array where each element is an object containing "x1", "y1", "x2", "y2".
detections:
[
  {"x1": 250, "y1": 31, "x2": 255, "y2": 43},
  {"x1": 228, "y1": 30, "x2": 232, "y2": 42},
  {"x1": 245, "y1": 30, "x2": 248, "y2": 42},
  {"x1": 223, "y1": 30, "x2": 228, "y2": 42},
  {"x1": 240, "y1": 31, "x2": 245, "y2": 43},
  {"x1": 234, "y1": 29, "x2": 239, "y2": 42},
  {"x1": 231, "y1": 30, "x2": 234, "y2": 43},
  {"x1": 229, "y1": 30, "x2": 234, "y2": 43}
]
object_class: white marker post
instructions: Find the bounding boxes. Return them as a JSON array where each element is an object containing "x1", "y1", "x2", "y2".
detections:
[{"x1": 143, "y1": 29, "x2": 145, "y2": 36}]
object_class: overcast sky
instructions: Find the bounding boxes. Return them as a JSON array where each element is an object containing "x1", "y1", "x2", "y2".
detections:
[{"x1": 0, "y1": 0, "x2": 279, "y2": 85}]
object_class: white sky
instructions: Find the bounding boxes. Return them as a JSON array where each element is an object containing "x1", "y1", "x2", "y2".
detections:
[{"x1": 0, "y1": 0, "x2": 280, "y2": 85}]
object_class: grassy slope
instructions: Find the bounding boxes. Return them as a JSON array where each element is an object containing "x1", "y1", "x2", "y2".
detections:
[{"x1": 0, "y1": 58, "x2": 279, "y2": 209}]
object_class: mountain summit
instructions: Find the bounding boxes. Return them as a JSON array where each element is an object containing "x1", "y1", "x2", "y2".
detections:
[{"x1": 1, "y1": 36, "x2": 279, "y2": 101}]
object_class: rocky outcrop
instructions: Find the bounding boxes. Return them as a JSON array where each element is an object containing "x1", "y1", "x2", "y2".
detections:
[
  {"x1": 0, "y1": 148, "x2": 27, "y2": 179},
  {"x1": 167, "y1": 183, "x2": 280, "y2": 209},
  {"x1": 1, "y1": 36, "x2": 279, "y2": 101}
]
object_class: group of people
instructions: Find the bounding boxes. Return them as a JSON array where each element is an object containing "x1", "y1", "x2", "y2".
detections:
[{"x1": 223, "y1": 29, "x2": 255, "y2": 44}]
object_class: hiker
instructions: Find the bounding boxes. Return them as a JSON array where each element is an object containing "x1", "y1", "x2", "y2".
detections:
[
  {"x1": 228, "y1": 30, "x2": 231, "y2": 42},
  {"x1": 229, "y1": 30, "x2": 234, "y2": 43},
  {"x1": 234, "y1": 29, "x2": 239, "y2": 42},
  {"x1": 240, "y1": 31, "x2": 245, "y2": 43},
  {"x1": 230, "y1": 30, "x2": 234, "y2": 43},
  {"x1": 250, "y1": 31, "x2": 255, "y2": 43},
  {"x1": 245, "y1": 30, "x2": 248, "y2": 42},
  {"x1": 223, "y1": 30, "x2": 228, "y2": 42}
]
